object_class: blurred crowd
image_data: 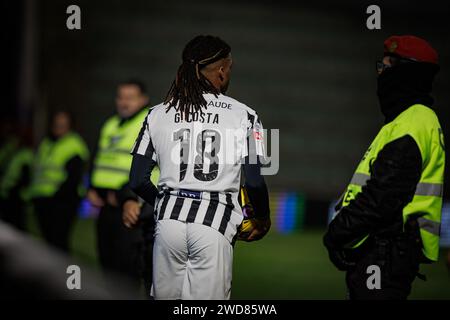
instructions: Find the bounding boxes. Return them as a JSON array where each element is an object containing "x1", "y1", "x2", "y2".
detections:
[{"x1": 0, "y1": 79, "x2": 157, "y2": 297}]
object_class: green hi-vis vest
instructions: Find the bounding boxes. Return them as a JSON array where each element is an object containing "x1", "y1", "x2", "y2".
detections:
[
  {"x1": 91, "y1": 108, "x2": 160, "y2": 190},
  {"x1": 341, "y1": 104, "x2": 445, "y2": 261},
  {"x1": 30, "y1": 132, "x2": 89, "y2": 198},
  {"x1": 0, "y1": 147, "x2": 34, "y2": 201}
]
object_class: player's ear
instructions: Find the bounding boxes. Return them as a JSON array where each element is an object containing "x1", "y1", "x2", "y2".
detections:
[{"x1": 218, "y1": 66, "x2": 225, "y2": 82}]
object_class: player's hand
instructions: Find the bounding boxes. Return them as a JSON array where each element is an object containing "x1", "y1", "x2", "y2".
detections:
[
  {"x1": 123, "y1": 200, "x2": 141, "y2": 228},
  {"x1": 86, "y1": 189, "x2": 104, "y2": 207},
  {"x1": 244, "y1": 217, "x2": 271, "y2": 242}
]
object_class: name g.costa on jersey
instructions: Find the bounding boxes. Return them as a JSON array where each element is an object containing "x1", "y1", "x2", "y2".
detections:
[{"x1": 174, "y1": 100, "x2": 232, "y2": 124}]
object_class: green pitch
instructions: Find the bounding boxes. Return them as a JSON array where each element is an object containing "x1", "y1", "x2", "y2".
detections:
[
  {"x1": 28, "y1": 215, "x2": 450, "y2": 299},
  {"x1": 233, "y1": 230, "x2": 450, "y2": 299}
]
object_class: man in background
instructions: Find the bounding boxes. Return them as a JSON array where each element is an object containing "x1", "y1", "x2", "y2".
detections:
[
  {"x1": 30, "y1": 111, "x2": 89, "y2": 252},
  {"x1": 0, "y1": 125, "x2": 33, "y2": 231},
  {"x1": 87, "y1": 80, "x2": 159, "y2": 293}
]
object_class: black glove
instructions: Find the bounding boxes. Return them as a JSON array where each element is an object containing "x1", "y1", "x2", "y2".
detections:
[
  {"x1": 326, "y1": 248, "x2": 356, "y2": 271},
  {"x1": 323, "y1": 231, "x2": 356, "y2": 271}
]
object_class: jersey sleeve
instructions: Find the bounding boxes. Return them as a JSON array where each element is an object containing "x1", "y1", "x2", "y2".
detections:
[
  {"x1": 130, "y1": 110, "x2": 156, "y2": 160},
  {"x1": 242, "y1": 111, "x2": 266, "y2": 161}
]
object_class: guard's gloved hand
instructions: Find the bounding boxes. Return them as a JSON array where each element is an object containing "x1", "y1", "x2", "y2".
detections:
[
  {"x1": 326, "y1": 248, "x2": 356, "y2": 271},
  {"x1": 323, "y1": 233, "x2": 356, "y2": 271}
]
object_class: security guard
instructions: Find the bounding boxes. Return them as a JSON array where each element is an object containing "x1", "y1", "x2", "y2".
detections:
[
  {"x1": 0, "y1": 128, "x2": 33, "y2": 230},
  {"x1": 31, "y1": 111, "x2": 89, "y2": 252},
  {"x1": 87, "y1": 80, "x2": 159, "y2": 290},
  {"x1": 324, "y1": 35, "x2": 445, "y2": 299}
]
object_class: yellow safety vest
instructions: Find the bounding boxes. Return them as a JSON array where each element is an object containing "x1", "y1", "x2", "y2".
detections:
[
  {"x1": 91, "y1": 108, "x2": 160, "y2": 190},
  {"x1": 0, "y1": 147, "x2": 34, "y2": 201},
  {"x1": 30, "y1": 132, "x2": 89, "y2": 198},
  {"x1": 341, "y1": 104, "x2": 445, "y2": 261}
]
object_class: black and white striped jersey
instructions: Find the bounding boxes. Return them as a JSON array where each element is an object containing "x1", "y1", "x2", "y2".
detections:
[{"x1": 131, "y1": 93, "x2": 265, "y2": 243}]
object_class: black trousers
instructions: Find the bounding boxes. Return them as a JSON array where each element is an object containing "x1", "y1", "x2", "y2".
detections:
[
  {"x1": 33, "y1": 197, "x2": 79, "y2": 253},
  {"x1": 96, "y1": 204, "x2": 144, "y2": 288},
  {"x1": 345, "y1": 237, "x2": 421, "y2": 300}
]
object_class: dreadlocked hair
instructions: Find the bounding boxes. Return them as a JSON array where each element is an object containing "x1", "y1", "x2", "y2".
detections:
[{"x1": 164, "y1": 35, "x2": 231, "y2": 118}]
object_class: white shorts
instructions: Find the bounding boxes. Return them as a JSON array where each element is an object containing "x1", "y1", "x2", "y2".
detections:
[{"x1": 151, "y1": 219, "x2": 233, "y2": 300}]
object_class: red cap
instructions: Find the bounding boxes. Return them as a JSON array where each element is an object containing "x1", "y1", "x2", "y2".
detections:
[{"x1": 384, "y1": 35, "x2": 438, "y2": 64}]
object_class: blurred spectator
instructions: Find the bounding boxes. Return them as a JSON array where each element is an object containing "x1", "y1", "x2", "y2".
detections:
[
  {"x1": 0, "y1": 125, "x2": 34, "y2": 230},
  {"x1": 87, "y1": 80, "x2": 159, "y2": 293},
  {"x1": 29, "y1": 111, "x2": 89, "y2": 252}
]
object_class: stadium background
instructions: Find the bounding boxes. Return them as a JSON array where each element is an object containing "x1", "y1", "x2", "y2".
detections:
[{"x1": 3, "y1": 0, "x2": 450, "y2": 298}]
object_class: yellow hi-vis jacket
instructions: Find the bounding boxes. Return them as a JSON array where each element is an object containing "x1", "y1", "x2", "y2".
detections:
[
  {"x1": 91, "y1": 108, "x2": 159, "y2": 190},
  {"x1": 31, "y1": 132, "x2": 89, "y2": 198},
  {"x1": 0, "y1": 147, "x2": 34, "y2": 201},
  {"x1": 342, "y1": 104, "x2": 445, "y2": 261}
]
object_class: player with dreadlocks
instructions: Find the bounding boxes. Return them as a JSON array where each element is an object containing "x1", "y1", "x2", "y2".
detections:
[
  {"x1": 164, "y1": 35, "x2": 231, "y2": 117},
  {"x1": 128, "y1": 35, "x2": 271, "y2": 299}
]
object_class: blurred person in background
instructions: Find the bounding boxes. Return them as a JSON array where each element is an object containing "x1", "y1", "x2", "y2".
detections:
[
  {"x1": 87, "y1": 79, "x2": 159, "y2": 294},
  {"x1": 324, "y1": 35, "x2": 445, "y2": 299},
  {"x1": 0, "y1": 125, "x2": 34, "y2": 230},
  {"x1": 30, "y1": 111, "x2": 89, "y2": 252}
]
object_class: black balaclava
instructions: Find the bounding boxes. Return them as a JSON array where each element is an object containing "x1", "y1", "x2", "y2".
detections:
[{"x1": 377, "y1": 61, "x2": 439, "y2": 123}]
